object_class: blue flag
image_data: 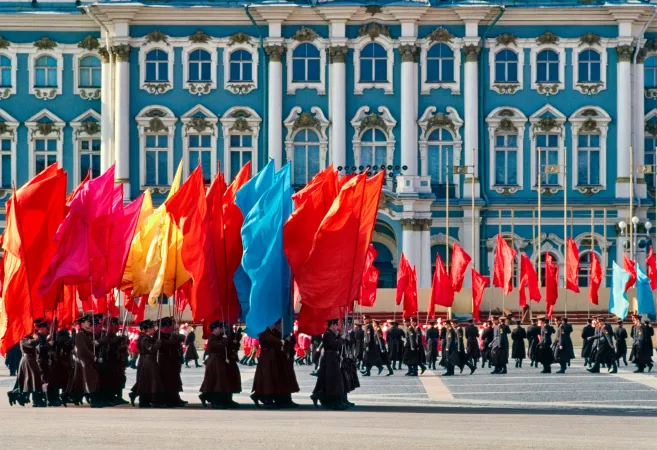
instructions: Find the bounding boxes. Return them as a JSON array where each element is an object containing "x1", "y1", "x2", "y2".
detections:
[
  {"x1": 240, "y1": 163, "x2": 293, "y2": 337},
  {"x1": 234, "y1": 161, "x2": 276, "y2": 320},
  {"x1": 610, "y1": 261, "x2": 631, "y2": 320},
  {"x1": 636, "y1": 266, "x2": 656, "y2": 320}
]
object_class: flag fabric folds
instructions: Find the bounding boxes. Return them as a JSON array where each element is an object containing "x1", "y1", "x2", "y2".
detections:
[
  {"x1": 403, "y1": 266, "x2": 418, "y2": 318},
  {"x1": 565, "y1": 238, "x2": 580, "y2": 293},
  {"x1": 450, "y1": 243, "x2": 471, "y2": 293},
  {"x1": 471, "y1": 268, "x2": 489, "y2": 323},
  {"x1": 610, "y1": 261, "x2": 631, "y2": 320},
  {"x1": 647, "y1": 247, "x2": 657, "y2": 291},
  {"x1": 492, "y1": 234, "x2": 516, "y2": 295},
  {"x1": 589, "y1": 252, "x2": 603, "y2": 306},
  {"x1": 519, "y1": 253, "x2": 541, "y2": 308},
  {"x1": 429, "y1": 253, "x2": 454, "y2": 313},
  {"x1": 545, "y1": 253, "x2": 559, "y2": 318},
  {"x1": 623, "y1": 254, "x2": 636, "y2": 293},
  {"x1": 359, "y1": 244, "x2": 379, "y2": 308},
  {"x1": 395, "y1": 252, "x2": 411, "y2": 306},
  {"x1": 636, "y1": 266, "x2": 656, "y2": 319}
]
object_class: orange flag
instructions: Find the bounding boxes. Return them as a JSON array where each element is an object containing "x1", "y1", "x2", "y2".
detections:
[
  {"x1": 471, "y1": 268, "x2": 490, "y2": 323},
  {"x1": 565, "y1": 238, "x2": 580, "y2": 293},
  {"x1": 589, "y1": 252, "x2": 602, "y2": 305},
  {"x1": 492, "y1": 234, "x2": 516, "y2": 295},
  {"x1": 450, "y1": 243, "x2": 471, "y2": 292}
]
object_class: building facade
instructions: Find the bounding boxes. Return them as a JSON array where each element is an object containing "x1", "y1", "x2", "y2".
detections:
[{"x1": 2, "y1": 0, "x2": 657, "y2": 303}]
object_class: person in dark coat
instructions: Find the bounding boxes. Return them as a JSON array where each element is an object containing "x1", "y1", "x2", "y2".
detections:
[
  {"x1": 480, "y1": 320, "x2": 495, "y2": 368},
  {"x1": 50, "y1": 329, "x2": 73, "y2": 406},
  {"x1": 402, "y1": 318, "x2": 420, "y2": 376},
  {"x1": 375, "y1": 326, "x2": 393, "y2": 376},
  {"x1": 511, "y1": 320, "x2": 526, "y2": 368},
  {"x1": 643, "y1": 319, "x2": 654, "y2": 372},
  {"x1": 310, "y1": 334, "x2": 322, "y2": 375},
  {"x1": 199, "y1": 321, "x2": 241, "y2": 409},
  {"x1": 66, "y1": 315, "x2": 101, "y2": 407},
  {"x1": 439, "y1": 322, "x2": 448, "y2": 368},
  {"x1": 413, "y1": 318, "x2": 427, "y2": 374},
  {"x1": 587, "y1": 317, "x2": 617, "y2": 374},
  {"x1": 5, "y1": 342, "x2": 21, "y2": 377},
  {"x1": 353, "y1": 322, "x2": 365, "y2": 370},
  {"x1": 156, "y1": 317, "x2": 186, "y2": 407},
  {"x1": 615, "y1": 320, "x2": 628, "y2": 366},
  {"x1": 311, "y1": 318, "x2": 346, "y2": 410},
  {"x1": 341, "y1": 321, "x2": 360, "y2": 407},
  {"x1": 553, "y1": 317, "x2": 573, "y2": 374},
  {"x1": 526, "y1": 318, "x2": 540, "y2": 368},
  {"x1": 251, "y1": 320, "x2": 292, "y2": 408},
  {"x1": 629, "y1": 315, "x2": 653, "y2": 373},
  {"x1": 362, "y1": 318, "x2": 383, "y2": 376},
  {"x1": 581, "y1": 319, "x2": 596, "y2": 367},
  {"x1": 129, "y1": 320, "x2": 163, "y2": 408},
  {"x1": 464, "y1": 319, "x2": 480, "y2": 366},
  {"x1": 537, "y1": 317, "x2": 555, "y2": 374},
  {"x1": 386, "y1": 321, "x2": 404, "y2": 370},
  {"x1": 443, "y1": 321, "x2": 475, "y2": 376},
  {"x1": 106, "y1": 318, "x2": 128, "y2": 406},
  {"x1": 490, "y1": 317, "x2": 511, "y2": 374},
  {"x1": 184, "y1": 326, "x2": 201, "y2": 368},
  {"x1": 10, "y1": 319, "x2": 50, "y2": 407},
  {"x1": 280, "y1": 329, "x2": 301, "y2": 407},
  {"x1": 425, "y1": 321, "x2": 439, "y2": 370}
]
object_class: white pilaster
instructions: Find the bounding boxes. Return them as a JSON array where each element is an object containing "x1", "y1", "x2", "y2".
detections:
[
  {"x1": 399, "y1": 21, "x2": 418, "y2": 177},
  {"x1": 266, "y1": 43, "x2": 285, "y2": 170},
  {"x1": 617, "y1": 43, "x2": 633, "y2": 198},
  {"x1": 113, "y1": 43, "x2": 131, "y2": 199},
  {"x1": 328, "y1": 18, "x2": 348, "y2": 171},
  {"x1": 420, "y1": 223, "x2": 431, "y2": 288},
  {"x1": 461, "y1": 208, "x2": 481, "y2": 287},
  {"x1": 100, "y1": 49, "x2": 113, "y2": 173},
  {"x1": 635, "y1": 57, "x2": 647, "y2": 197},
  {"x1": 463, "y1": 42, "x2": 480, "y2": 198}
]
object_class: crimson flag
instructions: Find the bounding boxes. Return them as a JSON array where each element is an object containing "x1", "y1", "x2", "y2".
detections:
[
  {"x1": 403, "y1": 266, "x2": 418, "y2": 318},
  {"x1": 623, "y1": 253, "x2": 637, "y2": 292},
  {"x1": 519, "y1": 253, "x2": 541, "y2": 308},
  {"x1": 396, "y1": 253, "x2": 411, "y2": 306},
  {"x1": 492, "y1": 234, "x2": 516, "y2": 295},
  {"x1": 471, "y1": 268, "x2": 489, "y2": 323},
  {"x1": 647, "y1": 247, "x2": 657, "y2": 290},
  {"x1": 430, "y1": 253, "x2": 454, "y2": 311},
  {"x1": 545, "y1": 253, "x2": 559, "y2": 318},
  {"x1": 450, "y1": 243, "x2": 471, "y2": 293},
  {"x1": 55, "y1": 284, "x2": 79, "y2": 329},
  {"x1": 589, "y1": 252, "x2": 602, "y2": 305},
  {"x1": 565, "y1": 238, "x2": 580, "y2": 293},
  {"x1": 359, "y1": 244, "x2": 379, "y2": 307}
]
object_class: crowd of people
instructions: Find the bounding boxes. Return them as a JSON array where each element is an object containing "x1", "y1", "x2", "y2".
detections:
[{"x1": 4, "y1": 311, "x2": 656, "y2": 410}]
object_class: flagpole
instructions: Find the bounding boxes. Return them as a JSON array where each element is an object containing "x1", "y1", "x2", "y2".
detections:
[
  {"x1": 471, "y1": 148, "x2": 476, "y2": 319},
  {"x1": 446, "y1": 162, "x2": 451, "y2": 320},
  {"x1": 564, "y1": 147, "x2": 568, "y2": 318},
  {"x1": 603, "y1": 208, "x2": 608, "y2": 287},
  {"x1": 589, "y1": 208, "x2": 594, "y2": 320},
  {"x1": 537, "y1": 146, "x2": 542, "y2": 297},
  {"x1": 496, "y1": 210, "x2": 501, "y2": 318},
  {"x1": 630, "y1": 146, "x2": 634, "y2": 263}
]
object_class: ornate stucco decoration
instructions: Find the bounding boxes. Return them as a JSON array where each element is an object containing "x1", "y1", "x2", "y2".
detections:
[
  {"x1": 185, "y1": 117, "x2": 213, "y2": 135},
  {"x1": 537, "y1": 117, "x2": 558, "y2": 132},
  {"x1": 365, "y1": 5, "x2": 382, "y2": 16},
  {"x1": 34, "y1": 122, "x2": 60, "y2": 138},
  {"x1": 145, "y1": 30, "x2": 168, "y2": 45},
  {"x1": 328, "y1": 46, "x2": 348, "y2": 64},
  {"x1": 576, "y1": 83, "x2": 603, "y2": 95},
  {"x1": 189, "y1": 83, "x2": 212, "y2": 96},
  {"x1": 0, "y1": 122, "x2": 14, "y2": 137},
  {"x1": 229, "y1": 32, "x2": 251, "y2": 46},
  {"x1": 34, "y1": 89, "x2": 58, "y2": 101},
  {"x1": 189, "y1": 30, "x2": 211, "y2": 44},
  {"x1": 426, "y1": 113, "x2": 455, "y2": 133},
  {"x1": 226, "y1": 83, "x2": 255, "y2": 95},
  {"x1": 616, "y1": 45, "x2": 634, "y2": 63},
  {"x1": 536, "y1": 31, "x2": 559, "y2": 46},
  {"x1": 429, "y1": 27, "x2": 454, "y2": 44},
  {"x1": 78, "y1": 35, "x2": 100, "y2": 51},
  {"x1": 76, "y1": 121, "x2": 101, "y2": 136},
  {"x1": 579, "y1": 32, "x2": 601, "y2": 47},
  {"x1": 145, "y1": 118, "x2": 167, "y2": 134},
  {"x1": 496, "y1": 118, "x2": 517, "y2": 133},
  {"x1": 143, "y1": 83, "x2": 171, "y2": 95},
  {"x1": 399, "y1": 45, "x2": 418, "y2": 63},
  {"x1": 231, "y1": 117, "x2": 252, "y2": 132},
  {"x1": 292, "y1": 27, "x2": 318, "y2": 43},
  {"x1": 646, "y1": 121, "x2": 657, "y2": 137},
  {"x1": 34, "y1": 36, "x2": 57, "y2": 50},
  {"x1": 358, "y1": 23, "x2": 391, "y2": 41},
  {"x1": 495, "y1": 33, "x2": 517, "y2": 47},
  {"x1": 113, "y1": 45, "x2": 132, "y2": 62},
  {"x1": 265, "y1": 45, "x2": 286, "y2": 62},
  {"x1": 361, "y1": 113, "x2": 387, "y2": 131},
  {"x1": 292, "y1": 112, "x2": 321, "y2": 131},
  {"x1": 537, "y1": 83, "x2": 560, "y2": 96},
  {"x1": 79, "y1": 88, "x2": 101, "y2": 100},
  {"x1": 493, "y1": 83, "x2": 520, "y2": 95},
  {"x1": 0, "y1": 36, "x2": 9, "y2": 49},
  {"x1": 580, "y1": 118, "x2": 599, "y2": 133},
  {"x1": 462, "y1": 45, "x2": 480, "y2": 63}
]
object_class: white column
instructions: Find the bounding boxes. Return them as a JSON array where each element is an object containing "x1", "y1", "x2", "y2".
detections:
[
  {"x1": 99, "y1": 49, "x2": 113, "y2": 173},
  {"x1": 463, "y1": 43, "x2": 481, "y2": 198},
  {"x1": 461, "y1": 209, "x2": 481, "y2": 287},
  {"x1": 266, "y1": 45, "x2": 285, "y2": 170},
  {"x1": 617, "y1": 44, "x2": 633, "y2": 198},
  {"x1": 635, "y1": 56, "x2": 647, "y2": 198},
  {"x1": 420, "y1": 221, "x2": 431, "y2": 288},
  {"x1": 113, "y1": 44, "x2": 131, "y2": 199},
  {"x1": 399, "y1": 44, "x2": 418, "y2": 177},
  {"x1": 329, "y1": 46, "x2": 348, "y2": 170}
]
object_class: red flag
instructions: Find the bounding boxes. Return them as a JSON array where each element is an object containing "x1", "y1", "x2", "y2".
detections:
[
  {"x1": 565, "y1": 238, "x2": 580, "y2": 293},
  {"x1": 545, "y1": 253, "x2": 559, "y2": 318},
  {"x1": 166, "y1": 167, "x2": 219, "y2": 323},
  {"x1": 403, "y1": 266, "x2": 418, "y2": 318},
  {"x1": 519, "y1": 253, "x2": 541, "y2": 308},
  {"x1": 471, "y1": 268, "x2": 489, "y2": 323},
  {"x1": 429, "y1": 253, "x2": 454, "y2": 311},
  {"x1": 589, "y1": 252, "x2": 602, "y2": 305},
  {"x1": 623, "y1": 253, "x2": 637, "y2": 292},
  {"x1": 55, "y1": 284, "x2": 79, "y2": 329},
  {"x1": 450, "y1": 243, "x2": 471, "y2": 292},
  {"x1": 647, "y1": 247, "x2": 657, "y2": 290},
  {"x1": 492, "y1": 234, "x2": 516, "y2": 295},
  {"x1": 396, "y1": 253, "x2": 411, "y2": 306},
  {"x1": 359, "y1": 244, "x2": 379, "y2": 307}
]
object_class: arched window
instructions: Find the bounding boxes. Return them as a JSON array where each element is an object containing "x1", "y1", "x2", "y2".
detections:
[
  {"x1": 0, "y1": 55, "x2": 11, "y2": 88},
  {"x1": 537, "y1": 49, "x2": 559, "y2": 83},
  {"x1": 145, "y1": 134, "x2": 169, "y2": 185},
  {"x1": 360, "y1": 128, "x2": 388, "y2": 168},
  {"x1": 495, "y1": 50, "x2": 518, "y2": 83},
  {"x1": 578, "y1": 49, "x2": 601, "y2": 83},
  {"x1": 35, "y1": 55, "x2": 57, "y2": 87},
  {"x1": 78, "y1": 56, "x2": 101, "y2": 88},
  {"x1": 188, "y1": 49, "x2": 212, "y2": 83},
  {"x1": 292, "y1": 43, "x2": 320, "y2": 82},
  {"x1": 229, "y1": 134, "x2": 252, "y2": 180},
  {"x1": 360, "y1": 43, "x2": 387, "y2": 83},
  {"x1": 578, "y1": 251, "x2": 592, "y2": 288},
  {"x1": 293, "y1": 129, "x2": 320, "y2": 185},
  {"x1": 426, "y1": 44, "x2": 454, "y2": 83},
  {"x1": 536, "y1": 133, "x2": 559, "y2": 185},
  {"x1": 645, "y1": 57, "x2": 657, "y2": 88},
  {"x1": 576, "y1": 133, "x2": 600, "y2": 186},
  {"x1": 145, "y1": 50, "x2": 169, "y2": 82},
  {"x1": 494, "y1": 133, "x2": 518, "y2": 186},
  {"x1": 229, "y1": 50, "x2": 253, "y2": 82},
  {"x1": 136, "y1": 106, "x2": 176, "y2": 188},
  {"x1": 188, "y1": 134, "x2": 212, "y2": 184},
  {"x1": 427, "y1": 128, "x2": 453, "y2": 194},
  {"x1": 79, "y1": 133, "x2": 101, "y2": 182}
]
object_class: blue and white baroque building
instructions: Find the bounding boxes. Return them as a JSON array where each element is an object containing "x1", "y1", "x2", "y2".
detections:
[{"x1": 3, "y1": 0, "x2": 657, "y2": 303}]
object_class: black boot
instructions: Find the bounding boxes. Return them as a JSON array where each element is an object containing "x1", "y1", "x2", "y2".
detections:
[
  {"x1": 32, "y1": 392, "x2": 46, "y2": 408},
  {"x1": 587, "y1": 363, "x2": 600, "y2": 374},
  {"x1": 609, "y1": 361, "x2": 618, "y2": 374},
  {"x1": 195, "y1": 361, "x2": 202, "y2": 368},
  {"x1": 185, "y1": 362, "x2": 190, "y2": 368}
]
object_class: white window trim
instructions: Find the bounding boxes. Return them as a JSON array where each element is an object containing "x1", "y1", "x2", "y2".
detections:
[
  {"x1": 569, "y1": 105, "x2": 611, "y2": 194},
  {"x1": 180, "y1": 104, "x2": 218, "y2": 180},
  {"x1": 70, "y1": 109, "x2": 101, "y2": 185},
  {"x1": 138, "y1": 41, "x2": 174, "y2": 95},
  {"x1": 529, "y1": 104, "x2": 567, "y2": 193},
  {"x1": 0, "y1": 47, "x2": 17, "y2": 100},
  {"x1": 485, "y1": 107, "x2": 527, "y2": 194},
  {"x1": 351, "y1": 35, "x2": 395, "y2": 96},
  {"x1": 219, "y1": 106, "x2": 262, "y2": 180},
  {"x1": 419, "y1": 39, "x2": 462, "y2": 95},
  {"x1": 283, "y1": 106, "x2": 330, "y2": 184},
  {"x1": 25, "y1": 109, "x2": 64, "y2": 178},
  {"x1": 136, "y1": 105, "x2": 177, "y2": 190},
  {"x1": 529, "y1": 43, "x2": 566, "y2": 95},
  {"x1": 350, "y1": 106, "x2": 396, "y2": 167},
  {"x1": 418, "y1": 106, "x2": 463, "y2": 196},
  {"x1": 0, "y1": 108, "x2": 18, "y2": 192},
  {"x1": 487, "y1": 39, "x2": 524, "y2": 95},
  {"x1": 181, "y1": 42, "x2": 218, "y2": 96},
  {"x1": 571, "y1": 41, "x2": 609, "y2": 95},
  {"x1": 72, "y1": 50, "x2": 102, "y2": 100},
  {"x1": 223, "y1": 41, "x2": 259, "y2": 95},
  {"x1": 28, "y1": 50, "x2": 64, "y2": 100},
  {"x1": 286, "y1": 39, "x2": 327, "y2": 96}
]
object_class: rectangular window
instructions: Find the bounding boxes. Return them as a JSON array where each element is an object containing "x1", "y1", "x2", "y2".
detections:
[
  {"x1": 188, "y1": 134, "x2": 212, "y2": 184},
  {"x1": 577, "y1": 134, "x2": 601, "y2": 186},
  {"x1": 0, "y1": 138, "x2": 11, "y2": 188},
  {"x1": 494, "y1": 135, "x2": 517, "y2": 186},
  {"x1": 0, "y1": 68, "x2": 10, "y2": 87},
  {"x1": 145, "y1": 134, "x2": 169, "y2": 186},
  {"x1": 229, "y1": 134, "x2": 253, "y2": 181},
  {"x1": 79, "y1": 138, "x2": 101, "y2": 182},
  {"x1": 645, "y1": 137, "x2": 657, "y2": 187},
  {"x1": 536, "y1": 133, "x2": 559, "y2": 185},
  {"x1": 428, "y1": 144, "x2": 453, "y2": 185},
  {"x1": 34, "y1": 138, "x2": 58, "y2": 175}
]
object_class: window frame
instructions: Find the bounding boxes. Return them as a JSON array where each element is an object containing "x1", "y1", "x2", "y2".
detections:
[
  {"x1": 529, "y1": 43, "x2": 565, "y2": 94},
  {"x1": 283, "y1": 106, "x2": 329, "y2": 185},
  {"x1": 73, "y1": 51, "x2": 102, "y2": 100},
  {"x1": 485, "y1": 107, "x2": 527, "y2": 194},
  {"x1": 29, "y1": 50, "x2": 63, "y2": 100},
  {"x1": 182, "y1": 43, "x2": 218, "y2": 95},
  {"x1": 488, "y1": 42, "x2": 524, "y2": 95},
  {"x1": 139, "y1": 40, "x2": 174, "y2": 95},
  {"x1": 0, "y1": 108, "x2": 18, "y2": 191},
  {"x1": 529, "y1": 105, "x2": 567, "y2": 193},
  {"x1": 0, "y1": 47, "x2": 17, "y2": 100},
  {"x1": 180, "y1": 104, "x2": 218, "y2": 181},
  {"x1": 219, "y1": 106, "x2": 262, "y2": 181},
  {"x1": 350, "y1": 106, "x2": 396, "y2": 169},
  {"x1": 286, "y1": 39, "x2": 327, "y2": 96},
  {"x1": 419, "y1": 38, "x2": 462, "y2": 95},
  {"x1": 569, "y1": 105, "x2": 610, "y2": 194},
  {"x1": 70, "y1": 109, "x2": 102, "y2": 185},
  {"x1": 352, "y1": 35, "x2": 395, "y2": 96},
  {"x1": 25, "y1": 109, "x2": 64, "y2": 178},
  {"x1": 223, "y1": 41, "x2": 259, "y2": 95},
  {"x1": 136, "y1": 105, "x2": 177, "y2": 190},
  {"x1": 572, "y1": 41, "x2": 608, "y2": 95}
]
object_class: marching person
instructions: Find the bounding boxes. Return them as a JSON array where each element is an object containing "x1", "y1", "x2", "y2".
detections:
[
  {"x1": 362, "y1": 317, "x2": 383, "y2": 376},
  {"x1": 581, "y1": 319, "x2": 595, "y2": 367},
  {"x1": 251, "y1": 319, "x2": 293, "y2": 408},
  {"x1": 439, "y1": 320, "x2": 448, "y2": 369},
  {"x1": 630, "y1": 315, "x2": 653, "y2": 373},
  {"x1": 402, "y1": 318, "x2": 420, "y2": 376},
  {"x1": 526, "y1": 318, "x2": 540, "y2": 368},
  {"x1": 425, "y1": 320, "x2": 439, "y2": 370},
  {"x1": 129, "y1": 319, "x2": 162, "y2": 408},
  {"x1": 413, "y1": 318, "x2": 427, "y2": 375},
  {"x1": 341, "y1": 320, "x2": 360, "y2": 407},
  {"x1": 643, "y1": 319, "x2": 654, "y2": 372},
  {"x1": 50, "y1": 327, "x2": 73, "y2": 406},
  {"x1": 311, "y1": 318, "x2": 346, "y2": 410},
  {"x1": 537, "y1": 317, "x2": 555, "y2": 374},
  {"x1": 480, "y1": 320, "x2": 494, "y2": 369},
  {"x1": 5, "y1": 342, "x2": 21, "y2": 377},
  {"x1": 553, "y1": 317, "x2": 572, "y2": 374},
  {"x1": 156, "y1": 317, "x2": 186, "y2": 408},
  {"x1": 387, "y1": 320, "x2": 404, "y2": 370},
  {"x1": 107, "y1": 317, "x2": 129, "y2": 406},
  {"x1": 184, "y1": 326, "x2": 201, "y2": 368},
  {"x1": 587, "y1": 317, "x2": 617, "y2": 374},
  {"x1": 375, "y1": 326, "x2": 394, "y2": 376},
  {"x1": 490, "y1": 316, "x2": 511, "y2": 374},
  {"x1": 615, "y1": 320, "x2": 628, "y2": 367},
  {"x1": 511, "y1": 320, "x2": 526, "y2": 368},
  {"x1": 353, "y1": 321, "x2": 365, "y2": 370},
  {"x1": 66, "y1": 315, "x2": 101, "y2": 407},
  {"x1": 464, "y1": 319, "x2": 480, "y2": 367},
  {"x1": 199, "y1": 321, "x2": 241, "y2": 409},
  {"x1": 9, "y1": 319, "x2": 51, "y2": 407}
]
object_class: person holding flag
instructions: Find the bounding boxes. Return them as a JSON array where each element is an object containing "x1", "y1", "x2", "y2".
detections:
[{"x1": 587, "y1": 317, "x2": 617, "y2": 374}]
